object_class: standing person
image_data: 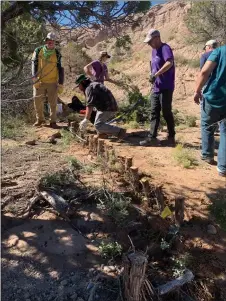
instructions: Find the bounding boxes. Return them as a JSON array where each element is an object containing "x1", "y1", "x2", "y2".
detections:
[
  {"x1": 32, "y1": 32, "x2": 64, "y2": 128},
  {"x1": 200, "y1": 40, "x2": 218, "y2": 70},
  {"x1": 140, "y1": 29, "x2": 176, "y2": 146},
  {"x1": 194, "y1": 45, "x2": 226, "y2": 177},
  {"x1": 75, "y1": 74, "x2": 126, "y2": 139},
  {"x1": 200, "y1": 39, "x2": 220, "y2": 134},
  {"x1": 84, "y1": 51, "x2": 112, "y2": 84}
]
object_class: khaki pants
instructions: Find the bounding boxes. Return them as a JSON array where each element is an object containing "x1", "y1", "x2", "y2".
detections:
[{"x1": 33, "y1": 83, "x2": 58, "y2": 123}]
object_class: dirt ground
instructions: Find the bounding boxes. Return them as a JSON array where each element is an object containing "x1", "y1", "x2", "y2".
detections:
[{"x1": 1, "y1": 122, "x2": 226, "y2": 301}]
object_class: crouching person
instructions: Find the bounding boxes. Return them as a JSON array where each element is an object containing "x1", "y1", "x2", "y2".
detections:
[{"x1": 75, "y1": 74, "x2": 126, "y2": 139}]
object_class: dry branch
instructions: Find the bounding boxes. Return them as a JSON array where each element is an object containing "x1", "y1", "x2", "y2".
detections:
[{"x1": 20, "y1": 195, "x2": 42, "y2": 218}]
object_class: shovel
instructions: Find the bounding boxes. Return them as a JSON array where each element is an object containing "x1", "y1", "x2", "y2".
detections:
[{"x1": 107, "y1": 98, "x2": 144, "y2": 124}]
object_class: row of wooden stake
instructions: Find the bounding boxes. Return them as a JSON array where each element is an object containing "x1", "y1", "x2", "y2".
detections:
[
  {"x1": 87, "y1": 134, "x2": 142, "y2": 190},
  {"x1": 86, "y1": 134, "x2": 184, "y2": 225}
]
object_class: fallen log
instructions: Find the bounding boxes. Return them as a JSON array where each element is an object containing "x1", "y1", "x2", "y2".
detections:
[
  {"x1": 157, "y1": 269, "x2": 194, "y2": 295},
  {"x1": 40, "y1": 190, "x2": 86, "y2": 237},
  {"x1": 20, "y1": 195, "x2": 42, "y2": 218},
  {"x1": 40, "y1": 190, "x2": 69, "y2": 218}
]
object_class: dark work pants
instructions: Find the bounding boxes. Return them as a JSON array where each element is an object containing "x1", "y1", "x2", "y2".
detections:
[{"x1": 149, "y1": 89, "x2": 175, "y2": 138}]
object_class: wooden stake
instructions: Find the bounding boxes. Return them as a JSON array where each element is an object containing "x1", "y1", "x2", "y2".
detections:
[
  {"x1": 175, "y1": 197, "x2": 185, "y2": 225},
  {"x1": 155, "y1": 185, "x2": 165, "y2": 211},
  {"x1": 70, "y1": 121, "x2": 76, "y2": 133},
  {"x1": 140, "y1": 178, "x2": 150, "y2": 202},
  {"x1": 93, "y1": 135, "x2": 98, "y2": 154},
  {"x1": 88, "y1": 134, "x2": 94, "y2": 150},
  {"x1": 97, "y1": 139, "x2": 105, "y2": 157},
  {"x1": 123, "y1": 251, "x2": 150, "y2": 301},
  {"x1": 130, "y1": 166, "x2": 139, "y2": 191},
  {"x1": 125, "y1": 157, "x2": 133, "y2": 171},
  {"x1": 104, "y1": 142, "x2": 112, "y2": 161}
]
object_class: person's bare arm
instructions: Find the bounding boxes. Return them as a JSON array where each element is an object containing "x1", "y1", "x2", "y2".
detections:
[
  {"x1": 155, "y1": 60, "x2": 173, "y2": 77},
  {"x1": 194, "y1": 60, "x2": 217, "y2": 104},
  {"x1": 84, "y1": 62, "x2": 93, "y2": 78},
  {"x1": 85, "y1": 106, "x2": 93, "y2": 120}
]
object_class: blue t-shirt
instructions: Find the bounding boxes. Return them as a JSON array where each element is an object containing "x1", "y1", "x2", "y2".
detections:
[
  {"x1": 151, "y1": 43, "x2": 175, "y2": 92},
  {"x1": 203, "y1": 45, "x2": 226, "y2": 109},
  {"x1": 200, "y1": 51, "x2": 212, "y2": 69}
]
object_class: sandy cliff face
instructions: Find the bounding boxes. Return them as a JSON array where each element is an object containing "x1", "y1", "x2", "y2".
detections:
[{"x1": 63, "y1": 1, "x2": 203, "y2": 116}]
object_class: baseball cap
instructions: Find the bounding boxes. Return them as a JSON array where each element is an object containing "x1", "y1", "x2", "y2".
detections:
[
  {"x1": 45, "y1": 32, "x2": 57, "y2": 41},
  {"x1": 100, "y1": 51, "x2": 111, "y2": 58},
  {"x1": 75, "y1": 74, "x2": 89, "y2": 87},
  {"x1": 144, "y1": 29, "x2": 160, "y2": 43},
  {"x1": 203, "y1": 39, "x2": 218, "y2": 50}
]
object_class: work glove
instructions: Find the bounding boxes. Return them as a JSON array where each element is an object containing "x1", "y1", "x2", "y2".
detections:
[
  {"x1": 149, "y1": 74, "x2": 156, "y2": 84},
  {"x1": 79, "y1": 118, "x2": 89, "y2": 132},
  {"x1": 58, "y1": 84, "x2": 64, "y2": 95}
]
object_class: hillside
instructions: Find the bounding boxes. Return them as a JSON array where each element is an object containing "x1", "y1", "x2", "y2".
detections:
[{"x1": 62, "y1": 0, "x2": 202, "y2": 117}]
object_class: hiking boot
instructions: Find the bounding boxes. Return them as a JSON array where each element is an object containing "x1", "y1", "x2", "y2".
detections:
[
  {"x1": 139, "y1": 137, "x2": 158, "y2": 146},
  {"x1": 201, "y1": 156, "x2": 215, "y2": 165},
  {"x1": 217, "y1": 167, "x2": 226, "y2": 177},
  {"x1": 160, "y1": 136, "x2": 176, "y2": 147},
  {"x1": 97, "y1": 133, "x2": 109, "y2": 139},
  {"x1": 33, "y1": 120, "x2": 45, "y2": 127},
  {"x1": 218, "y1": 171, "x2": 226, "y2": 177},
  {"x1": 117, "y1": 128, "x2": 127, "y2": 140},
  {"x1": 49, "y1": 122, "x2": 59, "y2": 129}
]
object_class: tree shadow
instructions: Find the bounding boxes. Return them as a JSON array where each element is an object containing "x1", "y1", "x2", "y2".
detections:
[{"x1": 1, "y1": 184, "x2": 163, "y2": 301}]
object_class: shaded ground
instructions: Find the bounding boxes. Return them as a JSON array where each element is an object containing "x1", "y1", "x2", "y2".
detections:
[{"x1": 1, "y1": 123, "x2": 226, "y2": 301}]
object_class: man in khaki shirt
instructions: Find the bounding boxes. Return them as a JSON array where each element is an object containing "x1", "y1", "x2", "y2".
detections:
[{"x1": 31, "y1": 32, "x2": 64, "y2": 128}]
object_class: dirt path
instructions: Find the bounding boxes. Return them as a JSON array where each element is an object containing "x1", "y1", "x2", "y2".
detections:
[
  {"x1": 2, "y1": 123, "x2": 226, "y2": 301},
  {"x1": 1, "y1": 126, "x2": 118, "y2": 301},
  {"x1": 112, "y1": 128, "x2": 226, "y2": 219}
]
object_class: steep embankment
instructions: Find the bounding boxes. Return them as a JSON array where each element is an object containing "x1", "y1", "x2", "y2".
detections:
[{"x1": 62, "y1": 1, "x2": 202, "y2": 117}]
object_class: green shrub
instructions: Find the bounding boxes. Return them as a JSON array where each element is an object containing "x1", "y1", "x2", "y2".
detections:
[
  {"x1": 188, "y1": 58, "x2": 200, "y2": 68},
  {"x1": 115, "y1": 34, "x2": 132, "y2": 51},
  {"x1": 174, "y1": 54, "x2": 189, "y2": 66},
  {"x1": 209, "y1": 200, "x2": 226, "y2": 231},
  {"x1": 97, "y1": 190, "x2": 131, "y2": 225},
  {"x1": 185, "y1": 115, "x2": 197, "y2": 127},
  {"x1": 1, "y1": 115, "x2": 26, "y2": 139},
  {"x1": 67, "y1": 156, "x2": 83, "y2": 170},
  {"x1": 99, "y1": 241, "x2": 122, "y2": 259},
  {"x1": 173, "y1": 144, "x2": 198, "y2": 168},
  {"x1": 60, "y1": 129, "x2": 76, "y2": 145},
  {"x1": 40, "y1": 169, "x2": 75, "y2": 189},
  {"x1": 125, "y1": 121, "x2": 140, "y2": 129},
  {"x1": 174, "y1": 54, "x2": 200, "y2": 69},
  {"x1": 118, "y1": 89, "x2": 150, "y2": 124}
]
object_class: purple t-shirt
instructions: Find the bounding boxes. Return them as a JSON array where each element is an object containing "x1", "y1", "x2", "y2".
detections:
[
  {"x1": 91, "y1": 60, "x2": 108, "y2": 83},
  {"x1": 151, "y1": 43, "x2": 175, "y2": 92}
]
